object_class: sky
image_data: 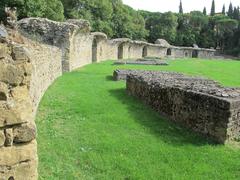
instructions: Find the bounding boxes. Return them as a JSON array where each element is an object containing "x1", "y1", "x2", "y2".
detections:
[{"x1": 122, "y1": 0, "x2": 240, "y2": 13}]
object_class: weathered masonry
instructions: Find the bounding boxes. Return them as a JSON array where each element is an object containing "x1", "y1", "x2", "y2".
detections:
[
  {"x1": 0, "y1": 17, "x2": 216, "y2": 179},
  {"x1": 126, "y1": 71, "x2": 240, "y2": 143}
]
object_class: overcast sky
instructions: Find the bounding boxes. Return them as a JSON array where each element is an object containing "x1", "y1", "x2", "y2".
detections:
[{"x1": 122, "y1": 0, "x2": 240, "y2": 13}]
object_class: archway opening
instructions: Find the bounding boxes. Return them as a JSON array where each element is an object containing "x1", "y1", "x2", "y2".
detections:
[
  {"x1": 142, "y1": 46, "x2": 148, "y2": 57},
  {"x1": 167, "y1": 48, "x2": 172, "y2": 56},
  {"x1": 118, "y1": 43, "x2": 124, "y2": 59},
  {"x1": 192, "y1": 50, "x2": 198, "y2": 58},
  {"x1": 92, "y1": 38, "x2": 97, "y2": 62}
]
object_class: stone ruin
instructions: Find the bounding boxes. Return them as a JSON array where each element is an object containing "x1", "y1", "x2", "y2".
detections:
[
  {"x1": 120, "y1": 70, "x2": 240, "y2": 143},
  {"x1": 114, "y1": 58, "x2": 169, "y2": 66},
  {"x1": 0, "y1": 16, "x2": 218, "y2": 179}
]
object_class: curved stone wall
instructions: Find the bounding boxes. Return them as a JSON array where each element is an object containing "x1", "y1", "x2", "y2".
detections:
[
  {"x1": 0, "y1": 17, "x2": 216, "y2": 179},
  {"x1": 0, "y1": 41, "x2": 38, "y2": 179}
]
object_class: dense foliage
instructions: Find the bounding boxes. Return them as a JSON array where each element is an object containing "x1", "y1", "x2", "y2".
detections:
[{"x1": 0, "y1": 0, "x2": 239, "y2": 55}]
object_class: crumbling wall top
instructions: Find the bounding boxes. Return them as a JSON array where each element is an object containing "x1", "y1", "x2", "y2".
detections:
[
  {"x1": 17, "y1": 18, "x2": 90, "y2": 47},
  {"x1": 155, "y1": 39, "x2": 171, "y2": 47},
  {"x1": 170, "y1": 45, "x2": 216, "y2": 52},
  {"x1": 66, "y1": 19, "x2": 91, "y2": 32},
  {"x1": 91, "y1": 32, "x2": 108, "y2": 41},
  {"x1": 126, "y1": 70, "x2": 240, "y2": 99},
  {"x1": 131, "y1": 40, "x2": 149, "y2": 46},
  {"x1": 112, "y1": 38, "x2": 132, "y2": 44}
]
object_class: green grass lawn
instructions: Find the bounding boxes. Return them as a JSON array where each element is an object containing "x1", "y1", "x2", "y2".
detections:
[{"x1": 36, "y1": 59, "x2": 240, "y2": 180}]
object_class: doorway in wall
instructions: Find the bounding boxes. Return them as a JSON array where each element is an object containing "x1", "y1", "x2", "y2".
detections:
[
  {"x1": 92, "y1": 38, "x2": 97, "y2": 62},
  {"x1": 118, "y1": 43, "x2": 124, "y2": 59},
  {"x1": 192, "y1": 50, "x2": 198, "y2": 58},
  {"x1": 167, "y1": 48, "x2": 172, "y2": 56},
  {"x1": 142, "y1": 46, "x2": 148, "y2": 57}
]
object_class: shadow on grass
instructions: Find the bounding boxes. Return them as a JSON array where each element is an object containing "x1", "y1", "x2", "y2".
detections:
[
  {"x1": 109, "y1": 88, "x2": 217, "y2": 147},
  {"x1": 105, "y1": 75, "x2": 114, "y2": 81}
]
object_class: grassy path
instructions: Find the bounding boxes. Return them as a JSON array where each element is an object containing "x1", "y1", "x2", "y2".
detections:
[{"x1": 36, "y1": 59, "x2": 240, "y2": 179}]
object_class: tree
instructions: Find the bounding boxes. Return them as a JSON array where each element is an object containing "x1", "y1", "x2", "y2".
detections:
[
  {"x1": 0, "y1": 0, "x2": 65, "y2": 21},
  {"x1": 233, "y1": 7, "x2": 240, "y2": 20},
  {"x1": 176, "y1": 11, "x2": 209, "y2": 46},
  {"x1": 228, "y1": 2, "x2": 234, "y2": 18},
  {"x1": 43, "y1": 0, "x2": 64, "y2": 21},
  {"x1": 145, "y1": 12, "x2": 178, "y2": 43},
  {"x1": 222, "y1": 4, "x2": 225, "y2": 15},
  {"x1": 213, "y1": 15, "x2": 238, "y2": 51},
  {"x1": 210, "y1": 0, "x2": 215, "y2": 16},
  {"x1": 179, "y1": 0, "x2": 183, "y2": 14},
  {"x1": 203, "y1": 7, "x2": 207, "y2": 16}
]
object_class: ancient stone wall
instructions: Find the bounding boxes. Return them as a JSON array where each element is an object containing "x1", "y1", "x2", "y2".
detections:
[
  {"x1": 0, "y1": 17, "x2": 218, "y2": 179},
  {"x1": 17, "y1": 18, "x2": 93, "y2": 72},
  {"x1": 98, "y1": 40, "x2": 119, "y2": 61},
  {"x1": 69, "y1": 32, "x2": 93, "y2": 69},
  {"x1": 126, "y1": 71, "x2": 240, "y2": 143},
  {"x1": 0, "y1": 18, "x2": 93, "y2": 180},
  {"x1": 170, "y1": 46, "x2": 215, "y2": 59},
  {"x1": 0, "y1": 41, "x2": 38, "y2": 179},
  {"x1": 145, "y1": 45, "x2": 167, "y2": 58},
  {"x1": 170, "y1": 47, "x2": 192, "y2": 58},
  {"x1": 198, "y1": 49, "x2": 215, "y2": 59}
]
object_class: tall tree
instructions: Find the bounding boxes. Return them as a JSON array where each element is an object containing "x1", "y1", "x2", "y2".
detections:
[
  {"x1": 145, "y1": 12, "x2": 178, "y2": 43},
  {"x1": 210, "y1": 0, "x2": 215, "y2": 16},
  {"x1": 203, "y1": 7, "x2": 207, "y2": 16},
  {"x1": 214, "y1": 15, "x2": 238, "y2": 51},
  {"x1": 233, "y1": 7, "x2": 240, "y2": 20},
  {"x1": 228, "y1": 2, "x2": 234, "y2": 18},
  {"x1": 222, "y1": 4, "x2": 226, "y2": 15},
  {"x1": 44, "y1": 0, "x2": 64, "y2": 21},
  {"x1": 179, "y1": 0, "x2": 183, "y2": 14}
]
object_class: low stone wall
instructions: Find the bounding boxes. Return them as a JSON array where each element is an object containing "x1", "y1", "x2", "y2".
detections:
[
  {"x1": 113, "y1": 69, "x2": 141, "y2": 81},
  {"x1": 144, "y1": 45, "x2": 167, "y2": 58},
  {"x1": 114, "y1": 59, "x2": 168, "y2": 66},
  {"x1": 170, "y1": 46, "x2": 215, "y2": 59},
  {"x1": 126, "y1": 71, "x2": 240, "y2": 143}
]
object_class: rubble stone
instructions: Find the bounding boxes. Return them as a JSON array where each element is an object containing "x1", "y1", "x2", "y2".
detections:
[
  {"x1": 0, "y1": 130, "x2": 5, "y2": 147},
  {"x1": 13, "y1": 123, "x2": 36, "y2": 143},
  {"x1": 4, "y1": 128, "x2": 13, "y2": 146},
  {"x1": 126, "y1": 70, "x2": 240, "y2": 143}
]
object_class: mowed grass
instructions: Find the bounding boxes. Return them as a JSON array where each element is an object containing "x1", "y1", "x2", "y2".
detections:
[{"x1": 36, "y1": 59, "x2": 240, "y2": 180}]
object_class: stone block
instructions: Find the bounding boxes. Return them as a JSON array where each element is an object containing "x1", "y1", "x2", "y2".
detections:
[
  {"x1": 4, "y1": 128, "x2": 13, "y2": 146},
  {"x1": 0, "y1": 62, "x2": 24, "y2": 86},
  {"x1": 0, "y1": 82, "x2": 8, "y2": 101},
  {"x1": 0, "y1": 130, "x2": 5, "y2": 147},
  {"x1": 12, "y1": 45, "x2": 30, "y2": 62},
  {"x1": 0, "y1": 25, "x2": 8, "y2": 39},
  {"x1": 0, "y1": 108, "x2": 28, "y2": 127},
  {"x1": 13, "y1": 123, "x2": 36, "y2": 143},
  {"x1": 0, "y1": 141, "x2": 37, "y2": 179},
  {"x1": 0, "y1": 43, "x2": 9, "y2": 59}
]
